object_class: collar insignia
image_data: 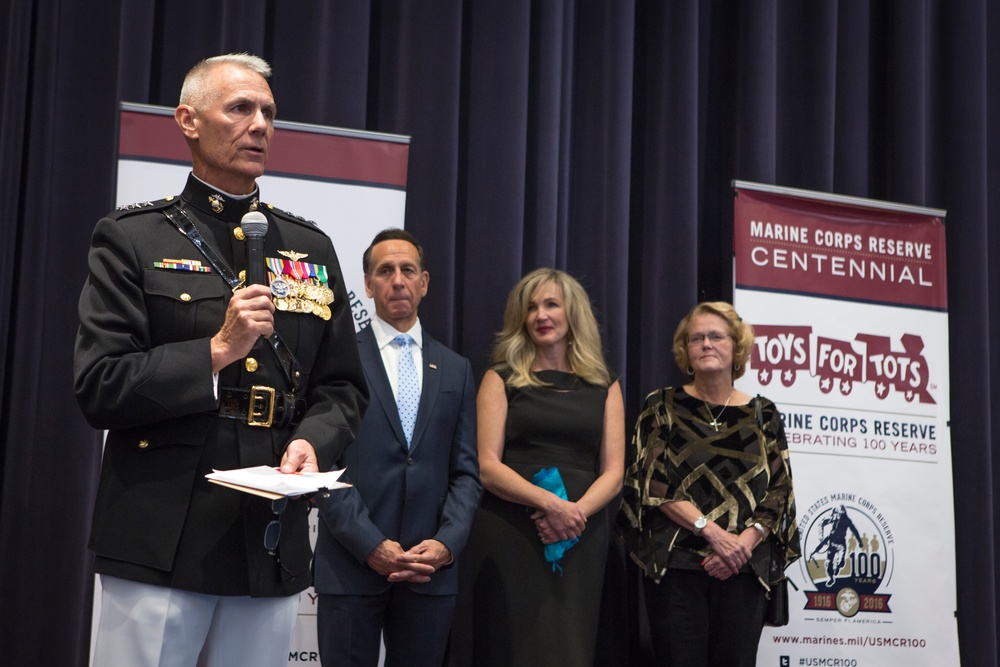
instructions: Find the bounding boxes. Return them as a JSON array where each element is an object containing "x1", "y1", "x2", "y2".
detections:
[{"x1": 208, "y1": 193, "x2": 225, "y2": 213}]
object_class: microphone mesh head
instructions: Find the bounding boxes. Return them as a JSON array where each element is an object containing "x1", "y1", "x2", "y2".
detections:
[{"x1": 241, "y1": 211, "x2": 268, "y2": 237}]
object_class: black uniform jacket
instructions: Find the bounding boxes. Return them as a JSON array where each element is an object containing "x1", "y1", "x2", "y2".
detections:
[{"x1": 74, "y1": 174, "x2": 367, "y2": 597}]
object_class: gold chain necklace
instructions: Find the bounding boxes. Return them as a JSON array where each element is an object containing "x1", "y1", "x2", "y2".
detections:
[{"x1": 703, "y1": 390, "x2": 733, "y2": 431}]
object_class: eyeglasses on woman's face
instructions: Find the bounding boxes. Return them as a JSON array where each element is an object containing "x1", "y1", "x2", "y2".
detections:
[{"x1": 687, "y1": 331, "x2": 730, "y2": 346}]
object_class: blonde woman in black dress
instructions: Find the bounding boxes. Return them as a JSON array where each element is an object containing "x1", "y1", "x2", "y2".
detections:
[{"x1": 462, "y1": 268, "x2": 625, "y2": 666}]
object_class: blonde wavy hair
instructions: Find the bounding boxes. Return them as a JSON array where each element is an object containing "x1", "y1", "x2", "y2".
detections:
[
  {"x1": 672, "y1": 301, "x2": 754, "y2": 380},
  {"x1": 491, "y1": 268, "x2": 611, "y2": 388}
]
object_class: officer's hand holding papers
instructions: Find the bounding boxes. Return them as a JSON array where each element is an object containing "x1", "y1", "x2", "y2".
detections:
[{"x1": 206, "y1": 465, "x2": 351, "y2": 500}]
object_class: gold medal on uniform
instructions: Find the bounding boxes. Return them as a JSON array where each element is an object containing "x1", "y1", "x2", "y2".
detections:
[{"x1": 265, "y1": 256, "x2": 335, "y2": 319}]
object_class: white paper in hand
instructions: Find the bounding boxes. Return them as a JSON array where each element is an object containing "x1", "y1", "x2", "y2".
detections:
[{"x1": 205, "y1": 465, "x2": 350, "y2": 499}]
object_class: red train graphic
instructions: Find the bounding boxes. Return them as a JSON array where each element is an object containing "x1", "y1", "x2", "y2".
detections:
[{"x1": 749, "y1": 326, "x2": 935, "y2": 404}]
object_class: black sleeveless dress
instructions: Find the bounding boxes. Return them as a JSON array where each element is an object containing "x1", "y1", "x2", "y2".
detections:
[{"x1": 462, "y1": 369, "x2": 610, "y2": 667}]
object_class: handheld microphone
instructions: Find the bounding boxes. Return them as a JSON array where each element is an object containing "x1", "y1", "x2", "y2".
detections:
[{"x1": 241, "y1": 211, "x2": 269, "y2": 285}]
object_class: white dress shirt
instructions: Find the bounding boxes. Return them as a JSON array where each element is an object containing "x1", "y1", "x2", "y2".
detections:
[{"x1": 369, "y1": 315, "x2": 424, "y2": 401}]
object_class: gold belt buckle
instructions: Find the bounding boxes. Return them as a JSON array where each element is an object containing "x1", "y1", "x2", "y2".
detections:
[{"x1": 248, "y1": 386, "x2": 276, "y2": 427}]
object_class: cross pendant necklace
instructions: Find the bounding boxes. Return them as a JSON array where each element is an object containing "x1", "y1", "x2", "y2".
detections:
[{"x1": 703, "y1": 389, "x2": 733, "y2": 432}]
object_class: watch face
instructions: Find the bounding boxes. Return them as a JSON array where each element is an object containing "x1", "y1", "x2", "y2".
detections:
[{"x1": 694, "y1": 516, "x2": 707, "y2": 531}]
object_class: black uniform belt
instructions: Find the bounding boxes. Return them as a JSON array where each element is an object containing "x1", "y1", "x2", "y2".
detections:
[{"x1": 217, "y1": 386, "x2": 307, "y2": 428}]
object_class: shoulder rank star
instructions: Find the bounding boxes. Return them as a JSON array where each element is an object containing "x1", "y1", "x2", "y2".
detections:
[
  {"x1": 116, "y1": 201, "x2": 156, "y2": 210},
  {"x1": 278, "y1": 250, "x2": 309, "y2": 261}
]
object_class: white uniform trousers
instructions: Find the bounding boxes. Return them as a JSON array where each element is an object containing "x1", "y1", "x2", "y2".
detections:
[{"x1": 91, "y1": 575, "x2": 298, "y2": 667}]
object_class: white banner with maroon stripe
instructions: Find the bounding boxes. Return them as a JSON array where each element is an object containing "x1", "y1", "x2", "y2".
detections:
[{"x1": 731, "y1": 181, "x2": 959, "y2": 667}]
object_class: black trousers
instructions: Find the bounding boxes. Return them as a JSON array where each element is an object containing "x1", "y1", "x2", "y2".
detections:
[
  {"x1": 643, "y1": 568, "x2": 768, "y2": 667},
  {"x1": 317, "y1": 586, "x2": 456, "y2": 667}
]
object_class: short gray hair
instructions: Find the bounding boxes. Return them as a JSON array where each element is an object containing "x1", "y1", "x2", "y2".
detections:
[{"x1": 179, "y1": 53, "x2": 272, "y2": 108}]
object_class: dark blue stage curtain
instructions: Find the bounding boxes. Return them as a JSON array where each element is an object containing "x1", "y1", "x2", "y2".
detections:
[{"x1": 1, "y1": 1, "x2": 997, "y2": 665}]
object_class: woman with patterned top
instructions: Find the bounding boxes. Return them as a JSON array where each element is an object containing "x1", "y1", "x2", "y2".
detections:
[{"x1": 620, "y1": 301, "x2": 800, "y2": 667}]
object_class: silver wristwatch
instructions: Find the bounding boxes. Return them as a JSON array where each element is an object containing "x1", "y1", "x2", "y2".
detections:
[{"x1": 693, "y1": 515, "x2": 708, "y2": 535}]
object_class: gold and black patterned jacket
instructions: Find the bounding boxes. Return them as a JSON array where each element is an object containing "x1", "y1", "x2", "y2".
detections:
[{"x1": 620, "y1": 387, "x2": 801, "y2": 589}]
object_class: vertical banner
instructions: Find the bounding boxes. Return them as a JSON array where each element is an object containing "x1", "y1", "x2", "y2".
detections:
[
  {"x1": 732, "y1": 182, "x2": 957, "y2": 667},
  {"x1": 93, "y1": 104, "x2": 409, "y2": 666}
]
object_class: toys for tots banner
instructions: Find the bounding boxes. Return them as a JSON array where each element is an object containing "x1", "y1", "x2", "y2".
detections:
[{"x1": 732, "y1": 182, "x2": 958, "y2": 666}]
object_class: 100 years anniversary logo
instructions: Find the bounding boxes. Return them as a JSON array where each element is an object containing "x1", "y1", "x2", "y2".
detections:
[
  {"x1": 745, "y1": 322, "x2": 926, "y2": 622},
  {"x1": 798, "y1": 494, "x2": 895, "y2": 619}
]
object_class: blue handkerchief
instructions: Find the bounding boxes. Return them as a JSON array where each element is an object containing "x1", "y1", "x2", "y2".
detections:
[{"x1": 531, "y1": 467, "x2": 579, "y2": 574}]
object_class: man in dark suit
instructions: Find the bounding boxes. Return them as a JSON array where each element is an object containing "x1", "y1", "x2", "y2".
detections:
[
  {"x1": 74, "y1": 54, "x2": 367, "y2": 666},
  {"x1": 314, "y1": 228, "x2": 480, "y2": 667}
]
